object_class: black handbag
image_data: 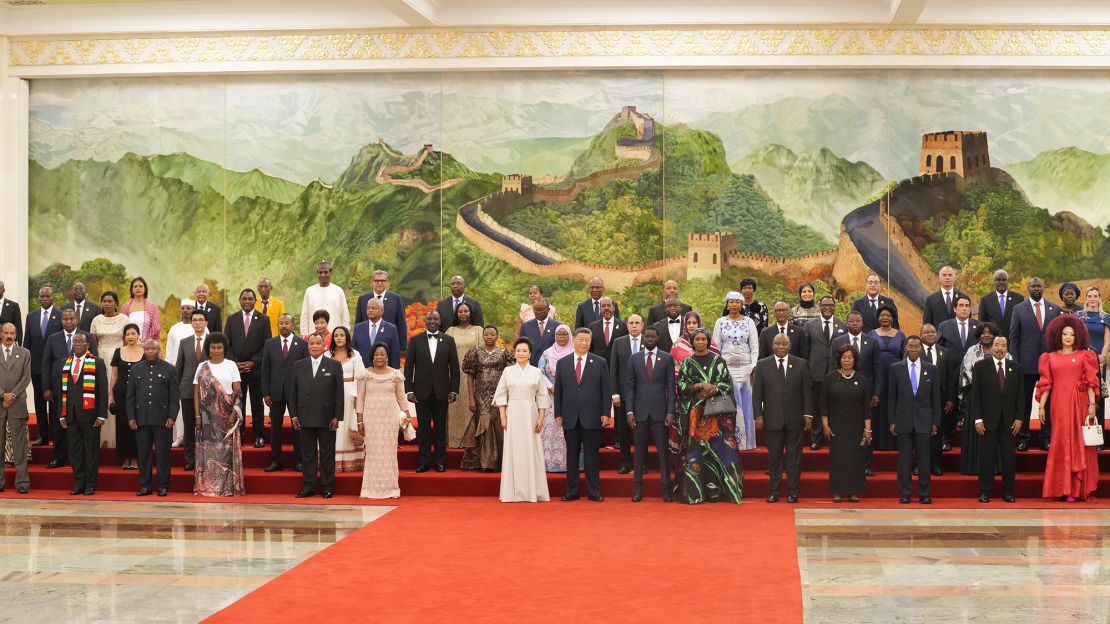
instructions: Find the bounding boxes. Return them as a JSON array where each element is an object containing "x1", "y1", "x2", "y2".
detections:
[{"x1": 694, "y1": 354, "x2": 736, "y2": 416}]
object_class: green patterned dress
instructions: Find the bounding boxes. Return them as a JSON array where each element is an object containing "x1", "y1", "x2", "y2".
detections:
[{"x1": 675, "y1": 353, "x2": 743, "y2": 504}]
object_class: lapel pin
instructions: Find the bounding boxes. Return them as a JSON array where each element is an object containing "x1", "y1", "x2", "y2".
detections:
[
  {"x1": 788, "y1": 364, "x2": 793, "y2": 368},
  {"x1": 854, "y1": 381, "x2": 859, "y2": 385},
  {"x1": 923, "y1": 371, "x2": 928, "y2": 376}
]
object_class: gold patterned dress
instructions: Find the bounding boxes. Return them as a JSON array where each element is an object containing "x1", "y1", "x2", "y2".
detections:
[
  {"x1": 446, "y1": 324, "x2": 484, "y2": 447},
  {"x1": 355, "y1": 368, "x2": 410, "y2": 499},
  {"x1": 90, "y1": 313, "x2": 128, "y2": 448}
]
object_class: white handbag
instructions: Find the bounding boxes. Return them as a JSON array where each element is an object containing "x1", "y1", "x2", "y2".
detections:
[{"x1": 1082, "y1": 416, "x2": 1103, "y2": 446}]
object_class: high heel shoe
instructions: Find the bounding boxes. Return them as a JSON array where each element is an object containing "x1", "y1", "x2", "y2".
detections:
[{"x1": 1066, "y1": 496, "x2": 1077, "y2": 502}]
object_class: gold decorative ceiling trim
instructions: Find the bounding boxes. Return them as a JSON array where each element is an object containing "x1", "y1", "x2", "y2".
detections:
[{"x1": 8, "y1": 27, "x2": 1110, "y2": 68}]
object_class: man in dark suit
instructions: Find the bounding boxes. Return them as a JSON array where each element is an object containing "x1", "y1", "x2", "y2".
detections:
[
  {"x1": 225, "y1": 288, "x2": 272, "y2": 448},
  {"x1": 623, "y1": 326, "x2": 673, "y2": 502},
  {"x1": 24, "y1": 286, "x2": 60, "y2": 447},
  {"x1": 978, "y1": 269, "x2": 1023, "y2": 336},
  {"x1": 608, "y1": 313, "x2": 644, "y2": 473},
  {"x1": 289, "y1": 333, "x2": 345, "y2": 498},
  {"x1": 801, "y1": 296, "x2": 847, "y2": 450},
  {"x1": 57, "y1": 333, "x2": 108, "y2": 496},
  {"x1": 758, "y1": 301, "x2": 803, "y2": 360},
  {"x1": 936, "y1": 294, "x2": 981, "y2": 364},
  {"x1": 261, "y1": 313, "x2": 308, "y2": 473},
  {"x1": 126, "y1": 339, "x2": 179, "y2": 496},
  {"x1": 355, "y1": 270, "x2": 407, "y2": 354},
  {"x1": 174, "y1": 309, "x2": 209, "y2": 471},
  {"x1": 42, "y1": 308, "x2": 97, "y2": 468},
  {"x1": 1008, "y1": 277, "x2": 1060, "y2": 451},
  {"x1": 888, "y1": 335, "x2": 941, "y2": 504},
  {"x1": 0, "y1": 281, "x2": 22, "y2": 345},
  {"x1": 589, "y1": 297, "x2": 627, "y2": 362},
  {"x1": 968, "y1": 336, "x2": 1023, "y2": 503},
  {"x1": 554, "y1": 327, "x2": 612, "y2": 501},
  {"x1": 518, "y1": 298, "x2": 557, "y2": 366},
  {"x1": 754, "y1": 334, "x2": 813, "y2": 503},
  {"x1": 404, "y1": 310, "x2": 461, "y2": 472},
  {"x1": 575, "y1": 276, "x2": 620, "y2": 329},
  {"x1": 921, "y1": 265, "x2": 965, "y2": 327},
  {"x1": 652, "y1": 298, "x2": 686, "y2": 354},
  {"x1": 920, "y1": 323, "x2": 957, "y2": 467},
  {"x1": 193, "y1": 283, "x2": 222, "y2": 334},
  {"x1": 61, "y1": 282, "x2": 100, "y2": 333},
  {"x1": 0, "y1": 322, "x2": 32, "y2": 493},
  {"x1": 435, "y1": 275, "x2": 484, "y2": 330},
  {"x1": 353, "y1": 298, "x2": 402, "y2": 369},
  {"x1": 646, "y1": 280, "x2": 691, "y2": 326},
  {"x1": 830, "y1": 311, "x2": 882, "y2": 474},
  {"x1": 850, "y1": 274, "x2": 900, "y2": 332}
]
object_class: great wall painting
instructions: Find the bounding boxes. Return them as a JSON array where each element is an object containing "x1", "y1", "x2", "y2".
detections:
[{"x1": 27, "y1": 70, "x2": 1110, "y2": 335}]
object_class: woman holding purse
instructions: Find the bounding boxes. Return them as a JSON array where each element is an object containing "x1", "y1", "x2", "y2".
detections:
[{"x1": 355, "y1": 343, "x2": 410, "y2": 499}]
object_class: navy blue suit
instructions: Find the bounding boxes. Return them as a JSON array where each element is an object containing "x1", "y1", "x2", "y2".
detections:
[
  {"x1": 554, "y1": 352, "x2": 611, "y2": 498},
  {"x1": 355, "y1": 291, "x2": 407, "y2": 351},
  {"x1": 623, "y1": 348, "x2": 673, "y2": 498},
  {"x1": 888, "y1": 358, "x2": 942, "y2": 498},
  {"x1": 1008, "y1": 298, "x2": 1060, "y2": 446},
  {"x1": 352, "y1": 319, "x2": 402, "y2": 369},
  {"x1": 936, "y1": 317, "x2": 981, "y2": 364},
  {"x1": 519, "y1": 317, "x2": 557, "y2": 366},
  {"x1": 24, "y1": 306, "x2": 61, "y2": 442},
  {"x1": 261, "y1": 333, "x2": 308, "y2": 464},
  {"x1": 850, "y1": 295, "x2": 900, "y2": 332}
]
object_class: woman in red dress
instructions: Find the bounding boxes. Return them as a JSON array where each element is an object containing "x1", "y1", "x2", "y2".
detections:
[{"x1": 1037, "y1": 315, "x2": 1101, "y2": 501}]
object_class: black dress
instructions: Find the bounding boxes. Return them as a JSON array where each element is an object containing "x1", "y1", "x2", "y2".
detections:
[
  {"x1": 111, "y1": 348, "x2": 140, "y2": 459},
  {"x1": 820, "y1": 370, "x2": 871, "y2": 496}
]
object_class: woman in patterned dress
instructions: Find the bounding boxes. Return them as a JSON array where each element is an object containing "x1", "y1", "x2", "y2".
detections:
[
  {"x1": 460, "y1": 326, "x2": 513, "y2": 471},
  {"x1": 447, "y1": 302, "x2": 484, "y2": 448},
  {"x1": 355, "y1": 343, "x2": 410, "y2": 499},
  {"x1": 712, "y1": 292, "x2": 760, "y2": 450},
  {"x1": 537, "y1": 324, "x2": 574, "y2": 472},
  {"x1": 192, "y1": 333, "x2": 244, "y2": 497}
]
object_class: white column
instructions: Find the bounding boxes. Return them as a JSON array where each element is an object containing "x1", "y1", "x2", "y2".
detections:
[{"x1": 0, "y1": 37, "x2": 29, "y2": 309}]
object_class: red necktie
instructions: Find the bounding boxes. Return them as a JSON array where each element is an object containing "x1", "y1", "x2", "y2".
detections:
[
  {"x1": 262, "y1": 300, "x2": 269, "y2": 316},
  {"x1": 538, "y1": 320, "x2": 545, "y2": 336},
  {"x1": 997, "y1": 361, "x2": 1005, "y2": 389},
  {"x1": 195, "y1": 337, "x2": 202, "y2": 361},
  {"x1": 575, "y1": 357, "x2": 583, "y2": 383},
  {"x1": 282, "y1": 337, "x2": 289, "y2": 359},
  {"x1": 1034, "y1": 302, "x2": 1043, "y2": 329},
  {"x1": 243, "y1": 312, "x2": 251, "y2": 334},
  {"x1": 604, "y1": 320, "x2": 611, "y2": 345},
  {"x1": 645, "y1": 352, "x2": 653, "y2": 378}
]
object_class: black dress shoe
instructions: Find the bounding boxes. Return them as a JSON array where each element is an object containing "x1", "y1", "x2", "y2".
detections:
[
  {"x1": 17, "y1": 486, "x2": 28, "y2": 494},
  {"x1": 47, "y1": 459, "x2": 65, "y2": 469},
  {"x1": 810, "y1": 442, "x2": 821, "y2": 451},
  {"x1": 864, "y1": 468, "x2": 875, "y2": 477},
  {"x1": 137, "y1": 488, "x2": 152, "y2": 496},
  {"x1": 560, "y1": 494, "x2": 579, "y2": 501},
  {"x1": 766, "y1": 493, "x2": 779, "y2": 503},
  {"x1": 919, "y1": 497, "x2": 932, "y2": 504},
  {"x1": 264, "y1": 462, "x2": 282, "y2": 472},
  {"x1": 70, "y1": 486, "x2": 83, "y2": 495},
  {"x1": 294, "y1": 462, "x2": 303, "y2": 472},
  {"x1": 848, "y1": 495, "x2": 859, "y2": 503},
  {"x1": 588, "y1": 495, "x2": 605, "y2": 502},
  {"x1": 631, "y1": 493, "x2": 642, "y2": 502},
  {"x1": 979, "y1": 494, "x2": 990, "y2": 503},
  {"x1": 1002, "y1": 493, "x2": 1015, "y2": 503},
  {"x1": 254, "y1": 437, "x2": 265, "y2": 448},
  {"x1": 83, "y1": 488, "x2": 95, "y2": 496},
  {"x1": 787, "y1": 494, "x2": 799, "y2": 503},
  {"x1": 899, "y1": 496, "x2": 911, "y2": 504},
  {"x1": 322, "y1": 490, "x2": 333, "y2": 499},
  {"x1": 764, "y1": 467, "x2": 770, "y2": 475},
  {"x1": 941, "y1": 443, "x2": 951, "y2": 452},
  {"x1": 1040, "y1": 442, "x2": 1050, "y2": 452},
  {"x1": 663, "y1": 494, "x2": 673, "y2": 503},
  {"x1": 617, "y1": 466, "x2": 631, "y2": 475},
  {"x1": 932, "y1": 467, "x2": 943, "y2": 476},
  {"x1": 295, "y1": 489, "x2": 315, "y2": 498},
  {"x1": 435, "y1": 465, "x2": 446, "y2": 473},
  {"x1": 415, "y1": 464, "x2": 431, "y2": 473},
  {"x1": 157, "y1": 488, "x2": 168, "y2": 497},
  {"x1": 1017, "y1": 441, "x2": 1028, "y2": 451},
  {"x1": 31, "y1": 438, "x2": 48, "y2": 446},
  {"x1": 913, "y1": 466, "x2": 918, "y2": 476},
  {"x1": 184, "y1": 462, "x2": 195, "y2": 471}
]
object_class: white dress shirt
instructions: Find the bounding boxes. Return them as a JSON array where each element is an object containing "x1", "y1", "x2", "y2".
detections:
[{"x1": 427, "y1": 332, "x2": 440, "y2": 361}]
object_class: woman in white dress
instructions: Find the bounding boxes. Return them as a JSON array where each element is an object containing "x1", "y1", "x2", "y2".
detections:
[
  {"x1": 496, "y1": 337, "x2": 552, "y2": 503},
  {"x1": 355, "y1": 343, "x2": 411, "y2": 499},
  {"x1": 712, "y1": 291, "x2": 760, "y2": 450},
  {"x1": 89, "y1": 290, "x2": 127, "y2": 449},
  {"x1": 330, "y1": 327, "x2": 366, "y2": 473}
]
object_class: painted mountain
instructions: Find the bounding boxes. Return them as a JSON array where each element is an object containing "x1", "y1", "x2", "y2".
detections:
[{"x1": 1003, "y1": 147, "x2": 1110, "y2": 228}]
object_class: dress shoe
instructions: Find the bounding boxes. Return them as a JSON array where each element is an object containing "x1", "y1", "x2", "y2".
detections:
[
  {"x1": 764, "y1": 467, "x2": 770, "y2": 475},
  {"x1": 295, "y1": 489, "x2": 315, "y2": 498},
  {"x1": 786, "y1": 494, "x2": 799, "y2": 503},
  {"x1": 931, "y1": 466, "x2": 943, "y2": 476},
  {"x1": 137, "y1": 487, "x2": 152, "y2": 496},
  {"x1": 899, "y1": 496, "x2": 911, "y2": 504},
  {"x1": 848, "y1": 495, "x2": 860, "y2": 503},
  {"x1": 47, "y1": 459, "x2": 65, "y2": 469},
  {"x1": 979, "y1": 494, "x2": 990, "y2": 503},
  {"x1": 83, "y1": 488, "x2": 95, "y2": 496},
  {"x1": 70, "y1": 486, "x2": 83, "y2": 495},
  {"x1": 1002, "y1": 493, "x2": 1015, "y2": 503},
  {"x1": 919, "y1": 497, "x2": 932, "y2": 504},
  {"x1": 264, "y1": 462, "x2": 282, "y2": 472},
  {"x1": 941, "y1": 443, "x2": 951, "y2": 452},
  {"x1": 31, "y1": 437, "x2": 48, "y2": 446},
  {"x1": 864, "y1": 468, "x2": 875, "y2": 477},
  {"x1": 560, "y1": 494, "x2": 579, "y2": 501},
  {"x1": 1017, "y1": 441, "x2": 1028, "y2": 451},
  {"x1": 435, "y1": 465, "x2": 446, "y2": 473},
  {"x1": 662, "y1": 494, "x2": 673, "y2": 503},
  {"x1": 631, "y1": 493, "x2": 642, "y2": 503},
  {"x1": 294, "y1": 462, "x2": 303, "y2": 472},
  {"x1": 184, "y1": 462, "x2": 195, "y2": 471},
  {"x1": 810, "y1": 442, "x2": 821, "y2": 451},
  {"x1": 912, "y1": 466, "x2": 918, "y2": 476},
  {"x1": 322, "y1": 490, "x2": 333, "y2": 499},
  {"x1": 157, "y1": 488, "x2": 168, "y2": 497},
  {"x1": 17, "y1": 486, "x2": 28, "y2": 494},
  {"x1": 415, "y1": 464, "x2": 431, "y2": 473},
  {"x1": 1040, "y1": 442, "x2": 1050, "y2": 452},
  {"x1": 617, "y1": 465, "x2": 631, "y2": 475},
  {"x1": 766, "y1": 493, "x2": 779, "y2": 503},
  {"x1": 254, "y1": 436, "x2": 265, "y2": 448},
  {"x1": 588, "y1": 495, "x2": 605, "y2": 502}
]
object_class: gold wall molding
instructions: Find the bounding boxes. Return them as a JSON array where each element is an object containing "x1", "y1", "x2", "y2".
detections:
[{"x1": 8, "y1": 27, "x2": 1110, "y2": 74}]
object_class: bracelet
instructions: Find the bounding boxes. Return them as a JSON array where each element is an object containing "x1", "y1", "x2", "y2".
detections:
[{"x1": 863, "y1": 429, "x2": 872, "y2": 433}]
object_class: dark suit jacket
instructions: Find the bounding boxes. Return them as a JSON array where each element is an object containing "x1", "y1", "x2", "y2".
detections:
[
  {"x1": 978, "y1": 290, "x2": 1024, "y2": 336},
  {"x1": 195, "y1": 302, "x2": 222, "y2": 333},
  {"x1": 554, "y1": 351, "x2": 611, "y2": 429},
  {"x1": 519, "y1": 317, "x2": 557, "y2": 366},
  {"x1": 260, "y1": 334, "x2": 308, "y2": 403},
  {"x1": 752, "y1": 355, "x2": 813, "y2": 430},
  {"x1": 352, "y1": 320, "x2": 401, "y2": 369},
  {"x1": 174, "y1": 334, "x2": 209, "y2": 397},
  {"x1": 575, "y1": 297, "x2": 620, "y2": 329},
  {"x1": 850, "y1": 295, "x2": 900, "y2": 332},
  {"x1": 920, "y1": 342, "x2": 957, "y2": 405},
  {"x1": 62, "y1": 300, "x2": 101, "y2": 333},
  {"x1": 355, "y1": 290, "x2": 408, "y2": 350},
  {"x1": 801, "y1": 316, "x2": 847, "y2": 384},
  {"x1": 436, "y1": 296, "x2": 484, "y2": 329},
  {"x1": 24, "y1": 307, "x2": 62, "y2": 377},
  {"x1": 937, "y1": 317, "x2": 981, "y2": 363},
  {"x1": 968, "y1": 357, "x2": 1024, "y2": 431},
  {"x1": 652, "y1": 317, "x2": 685, "y2": 354},
  {"x1": 60, "y1": 355, "x2": 109, "y2": 423},
  {"x1": 0, "y1": 299, "x2": 22, "y2": 345},
  {"x1": 622, "y1": 349, "x2": 673, "y2": 423},
  {"x1": 43, "y1": 330, "x2": 98, "y2": 395},
  {"x1": 646, "y1": 301, "x2": 691, "y2": 326},
  {"x1": 289, "y1": 356, "x2": 345, "y2": 427},
  {"x1": 607, "y1": 333, "x2": 643, "y2": 402},
  {"x1": 921, "y1": 289, "x2": 967, "y2": 327},
  {"x1": 403, "y1": 332, "x2": 461, "y2": 400},
  {"x1": 224, "y1": 310, "x2": 272, "y2": 368},
  {"x1": 888, "y1": 359, "x2": 942, "y2": 434},
  {"x1": 1007, "y1": 298, "x2": 1060, "y2": 376},
  {"x1": 758, "y1": 323, "x2": 803, "y2": 360},
  {"x1": 125, "y1": 358, "x2": 180, "y2": 425},
  {"x1": 589, "y1": 317, "x2": 627, "y2": 361},
  {"x1": 829, "y1": 332, "x2": 883, "y2": 396}
]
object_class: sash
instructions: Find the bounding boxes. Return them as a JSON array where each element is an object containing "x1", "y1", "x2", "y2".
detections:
[{"x1": 61, "y1": 353, "x2": 96, "y2": 417}]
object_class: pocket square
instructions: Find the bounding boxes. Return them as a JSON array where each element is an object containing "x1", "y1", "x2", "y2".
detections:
[{"x1": 324, "y1": 372, "x2": 332, "y2": 376}]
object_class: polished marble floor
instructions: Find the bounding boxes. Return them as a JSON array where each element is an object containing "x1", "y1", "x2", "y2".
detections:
[
  {"x1": 0, "y1": 500, "x2": 392, "y2": 624},
  {"x1": 796, "y1": 509, "x2": 1110, "y2": 623}
]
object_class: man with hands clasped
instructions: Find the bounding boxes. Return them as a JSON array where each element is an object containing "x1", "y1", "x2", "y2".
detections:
[
  {"x1": 753, "y1": 333, "x2": 813, "y2": 503},
  {"x1": 623, "y1": 326, "x2": 674, "y2": 503}
]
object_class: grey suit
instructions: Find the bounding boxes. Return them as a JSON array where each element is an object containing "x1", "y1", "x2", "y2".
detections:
[
  {"x1": 753, "y1": 355, "x2": 813, "y2": 497},
  {"x1": 174, "y1": 333, "x2": 208, "y2": 466},
  {"x1": 0, "y1": 344, "x2": 32, "y2": 490},
  {"x1": 126, "y1": 358, "x2": 179, "y2": 490}
]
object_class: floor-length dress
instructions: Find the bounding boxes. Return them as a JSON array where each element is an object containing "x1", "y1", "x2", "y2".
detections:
[
  {"x1": 869, "y1": 331, "x2": 905, "y2": 451},
  {"x1": 461, "y1": 346, "x2": 512, "y2": 471},
  {"x1": 355, "y1": 368, "x2": 409, "y2": 499},
  {"x1": 446, "y1": 324, "x2": 484, "y2": 448},
  {"x1": 537, "y1": 347, "x2": 570, "y2": 472},
  {"x1": 193, "y1": 361, "x2": 245, "y2": 497},
  {"x1": 334, "y1": 353, "x2": 367, "y2": 473},
  {"x1": 495, "y1": 364, "x2": 552, "y2": 502},
  {"x1": 1039, "y1": 349, "x2": 1101, "y2": 498},
  {"x1": 111, "y1": 348, "x2": 140, "y2": 462},
  {"x1": 90, "y1": 313, "x2": 128, "y2": 448},
  {"x1": 959, "y1": 345, "x2": 1007, "y2": 475},
  {"x1": 712, "y1": 315, "x2": 759, "y2": 450},
  {"x1": 674, "y1": 353, "x2": 743, "y2": 504},
  {"x1": 821, "y1": 371, "x2": 871, "y2": 496}
]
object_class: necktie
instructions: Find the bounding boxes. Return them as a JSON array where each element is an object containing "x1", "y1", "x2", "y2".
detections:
[
  {"x1": 282, "y1": 337, "x2": 289, "y2": 359},
  {"x1": 593, "y1": 300, "x2": 599, "y2": 317},
  {"x1": 72, "y1": 357, "x2": 80, "y2": 378},
  {"x1": 910, "y1": 361, "x2": 918, "y2": 395},
  {"x1": 999, "y1": 293, "x2": 1006, "y2": 316},
  {"x1": 312, "y1": 359, "x2": 320, "y2": 377},
  {"x1": 631, "y1": 338, "x2": 639, "y2": 354},
  {"x1": 779, "y1": 325, "x2": 785, "y2": 335},
  {"x1": 454, "y1": 298, "x2": 461, "y2": 311},
  {"x1": 870, "y1": 299, "x2": 877, "y2": 312},
  {"x1": 1034, "y1": 302, "x2": 1043, "y2": 329},
  {"x1": 40, "y1": 311, "x2": 48, "y2": 337},
  {"x1": 824, "y1": 320, "x2": 831, "y2": 342},
  {"x1": 3, "y1": 347, "x2": 9, "y2": 362},
  {"x1": 997, "y1": 360, "x2": 1005, "y2": 389},
  {"x1": 76, "y1": 303, "x2": 82, "y2": 319},
  {"x1": 944, "y1": 291, "x2": 951, "y2": 310},
  {"x1": 65, "y1": 333, "x2": 72, "y2": 355},
  {"x1": 262, "y1": 300, "x2": 269, "y2": 316},
  {"x1": 778, "y1": 358, "x2": 787, "y2": 379},
  {"x1": 852, "y1": 336, "x2": 859, "y2": 352},
  {"x1": 575, "y1": 357, "x2": 583, "y2": 383},
  {"x1": 538, "y1": 320, "x2": 545, "y2": 336},
  {"x1": 244, "y1": 312, "x2": 251, "y2": 334},
  {"x1": 959, "y1": 321, "x2": 966, "y2": 345},
  {"x1": 926, "y1": 346, "x2": 933, "y2": 363},
  {"x1": 604, "y1": 320, "x2": 611, "y2": 345},
  {"x1": 370, "y1": 323, "x2": 378, "y2": 344},
  {"x1": 646, "y1": 352, "x2": 653, "y2": 377},
  {"x1": 195, "y1": 337, "x2": 202, "y2": 361}
]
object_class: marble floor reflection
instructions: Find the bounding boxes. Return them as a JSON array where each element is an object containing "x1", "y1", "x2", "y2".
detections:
[
  {"x1": 796, "y1": 509, "x2": 1110, "y2": 623},
  {"x1": 0, "y1": 500, "x2": 392, "y2": 624}
]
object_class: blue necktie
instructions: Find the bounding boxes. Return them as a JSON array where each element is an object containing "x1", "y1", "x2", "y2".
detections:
[
  {"x1": 910, "y1": 361, "x2": 918, "y2": 396},
  {"x1": 40, "y1": 311, "x2": 48, "y2": 337},
  {"x1": 999, "y1": 293, "x2": 1006, "y2": 316},
  {"x1": 65, "y1": 333, "x2": 72, "y2": 355}
]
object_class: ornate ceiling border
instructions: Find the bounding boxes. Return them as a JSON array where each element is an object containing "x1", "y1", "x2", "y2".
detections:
[{"x1": 8, "y1": 27, "x2": 1110, "y2": 75}]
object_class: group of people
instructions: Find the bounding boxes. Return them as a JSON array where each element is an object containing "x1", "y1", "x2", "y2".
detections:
[{"x1": 0, "y1": 262, "x2": 1105, "y2": 505}]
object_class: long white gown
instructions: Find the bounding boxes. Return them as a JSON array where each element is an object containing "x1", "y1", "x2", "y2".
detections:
[
  {"x1": 495, "y1": 364, "x2": 551, "y2": 503},
  {"x1": 335, "y1": 352, "x2": 367, "y2": 473}
]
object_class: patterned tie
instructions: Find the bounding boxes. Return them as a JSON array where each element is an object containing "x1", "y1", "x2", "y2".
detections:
[
  {"x1": 370, "y1": 323, "x2": 378, "y2": 345},
  {"x1": 76, "y1": 302, "x2": 82, "y2": 320},
  {"x1": 853, "y1": 336, "x2": 859, "y2": 352},
  {"x1": 1035, "y1": 302, "x2": 1043, "y2": 329},
  {"x1": 910, "y1": 361, "x2": 918, "y2": 396},
  {"x1": 646, "y1": 351, "x2": 653, "y2": 378},
  {"x1": 282, "y1": 337, "x2": 289, "y2": 360},
  {"x1": 944, "y1": 291, "x2": 951, "y2": 310},
  {"x1": 195, "y1": 337, "x2": 202, "y2": 361},
  {"x1": 870, "y1": 299, "x2": 876, "y2": 313},
  {"x1": 575, "y1": 357, "x2": 583, "y2": 384},
  {"x1": 538, "y1": 320, "x2": 545, "y2": 336},
  {"x1": 997, "y1": 360, "x2": 1005, "y2": 390},
  {"x1": 262, "y1": 300, "x2": 269, "y2": 316},
  {"x1": 999, "y1": 293, "x2": 1006, "y2": 316}
]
